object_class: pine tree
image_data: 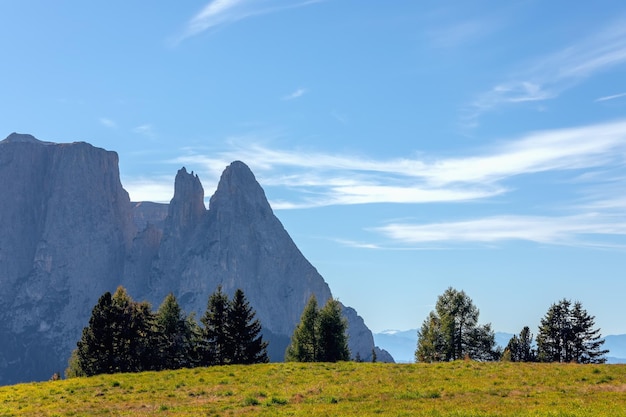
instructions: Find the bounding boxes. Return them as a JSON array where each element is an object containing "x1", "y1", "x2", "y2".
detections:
[
  {"x1": 415, "y1": 311, "x2": 445, "y2": 362},
  {"x1": 286, "y1": 295, "x2": 319, "y2": 362},
  {"x1": 226, "y1": 289, "x2": 269, "y2": 364},
  {"x1": 415, "y1": 287, "x2": 497, "y2": 362},
  {"x1": 155, "y1": 293, "x2": 196, "y2": 370},
  {"x1": 505, "y1": 326, "x2": 536, "y2": 362},
  {"x1": 75, "y1": 291, "x2": 116, "y2": 376},
  {"x1": 537, "y1": 299, "x2": 607, "y2": 363},
  {"x1": 200, "y1": 286, "x2": 231, "y2": 366},
  {"x1": 73, "y1": 286, "x2": 156, "y2": 376},
  {"x1": 570, "y1": 301, "x2": 608, "y2": 364},
  {"x1": 317, "y1": 298, "x2": 350, "y2": 362},
  {"x1": 286, "y1": 296, "x2": 350, "y2": 362},
  {"x1": 109, "y1": 287, "x2": 155, "y2": 373}
]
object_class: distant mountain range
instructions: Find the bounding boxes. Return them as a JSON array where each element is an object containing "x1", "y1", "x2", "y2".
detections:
[{"x1": 374, "y1": 329, "x2": 626, "y2": 364}]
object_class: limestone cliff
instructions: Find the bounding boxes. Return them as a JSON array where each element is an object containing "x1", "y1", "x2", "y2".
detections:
[
  {"x1": 0, "y1": 135, "x2": 392, "y2": 385},
  {"x1": 0, "y1": 133, "x2": 136, "y2": 384}
]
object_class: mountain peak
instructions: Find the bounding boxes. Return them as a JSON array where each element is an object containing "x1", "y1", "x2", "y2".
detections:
[
  {"x1": 2, "y1": 132, "x2": 52, "y2": 145},
  {"x1": 209, "y1": 161, "x2": 272, "y2": 215},
  {"x1": 163, "y1": 167, "x2": 206, "y2": 238}
]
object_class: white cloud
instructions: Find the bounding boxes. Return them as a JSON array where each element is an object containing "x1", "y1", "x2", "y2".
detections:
[
  {"x1": 374, "y1": 213, "x2": 626, "y2": 248},
  {"x1": 99, "y1": 118, "x2": 117, "y2": 129},
  {"x1": 282, "y1": 88, "x2": 308, "y2": 101},
  {"x1": 595, "y1": 92, "x2": 626, "y2": 102},
  {"x1": 176, "y1": 0, "x2": 327, "y2": 43},
  {"x1": 123, "y1": 176, "x2": 174, "y2": 203},
  {"x1": 133, "y1": 124, "x2": 156, "y2": 138},
  {"x1": 467, "y1": 18, "x2": 626, "y2": 124},
  {"x1": 170, "y1": 119, "x2": 626, "y2": 209}
]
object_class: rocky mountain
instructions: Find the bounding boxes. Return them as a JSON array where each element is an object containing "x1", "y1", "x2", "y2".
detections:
[
  {"x1": 0, "y1": 133, "x2": 391, "y2": 385},
  {"x1": 0, "y1": 133, "x2": 136, "y2": 385}
]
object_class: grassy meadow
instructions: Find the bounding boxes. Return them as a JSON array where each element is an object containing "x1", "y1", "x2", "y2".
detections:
[{"x1": 1, "y1": 361, "x2": 625, "y2": 416}]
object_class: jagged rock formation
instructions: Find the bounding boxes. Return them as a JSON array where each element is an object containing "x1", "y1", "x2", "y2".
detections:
[{"x1": 0, "y1": 134, "x2": 392, "y2": 385}]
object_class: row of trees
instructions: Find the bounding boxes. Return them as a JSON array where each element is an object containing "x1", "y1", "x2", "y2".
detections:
[
  {"x1": 415, "y1": 287, "x2": 608, "y2": 364},
  {"x1": 68, "y1": 286, "x2": 268, "y2": 377}
]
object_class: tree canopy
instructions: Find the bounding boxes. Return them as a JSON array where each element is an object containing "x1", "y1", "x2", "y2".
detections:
[
  {"x1": 415, "y1": 287, "x2": 498, "y2": 362},
  {"x1": 286, "y1": 295, "x2": 350, "y2": 362},
  {"x1": 537, "y1": 299, "x2": 608, "y2": 363},
  {"x1": 68, "y1": 286, "x2": 268, "y2": 377}
]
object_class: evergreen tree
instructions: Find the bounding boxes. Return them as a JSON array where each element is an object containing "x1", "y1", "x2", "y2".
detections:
[
  {"x1": 286, "y1": 296, "x2": 350, "y2": 362},
  {"x1": 505, "y1": 326, "x2": 536, "y2": 362},
  {"x1": 108, "y1": 287, "x2": 155, "y2": 373},
  {"x1": 200, "y1": 286, "x2": 230, "y2": 366},
  {"x1": 73, "y1": 286, "x2": 156, "y2": 376},
  {"x1": 155, "y1": 293, "x2": 196, "y2": 370},
  {"x1": 75, "y1": 291, "x2": 116, "y2": 376},
  {"x1": 226, "y1": 289, "x2": 269, "y2": 364},
  {"x1": 537, "y1": 299, "x2": 607, "y2": 363},
  {"x1": 415, "y1": 287, "x2": 497, "y2": 362},
  {"x1": 317, "y1": 298, "x2": 350, "y2": 362},
  {"x1": 415, "y1": 312, "x2": 445, "y2": 362},
  {"x1": 285, "y1": 295, "x2": 319, "y2": 362}
]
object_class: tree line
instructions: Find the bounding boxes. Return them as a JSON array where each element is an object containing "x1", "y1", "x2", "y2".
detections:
[
  {"x1": 415, "y1": 287, "x2": 608, "y2": 364},
  {"x1": 67, "y1": 286, "x2": 269, "y2": 377},
  {"x1": 67, "y1": 288, "x2": 352, "y2": 378}
]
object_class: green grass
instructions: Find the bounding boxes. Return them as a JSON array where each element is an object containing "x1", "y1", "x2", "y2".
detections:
[{"x1": 1, "y1": 362, "x2": 625, "y2": 416}]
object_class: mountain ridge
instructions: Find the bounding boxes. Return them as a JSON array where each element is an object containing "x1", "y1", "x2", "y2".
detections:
[{"x1": 0, "y1": 134, "x2": 391, "y2": 385}]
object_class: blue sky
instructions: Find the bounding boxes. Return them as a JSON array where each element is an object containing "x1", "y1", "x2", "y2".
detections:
[{"x1": 1, "y1": 1, "x2": 626, "y2": 336}]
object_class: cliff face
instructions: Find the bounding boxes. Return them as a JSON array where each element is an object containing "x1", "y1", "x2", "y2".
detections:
[
  {"x1": 0, "y1": 135, "x2": 391, "y2": 385},
  {"x1": 0, "y1": 133, "x2": 136, "y2": 384}
]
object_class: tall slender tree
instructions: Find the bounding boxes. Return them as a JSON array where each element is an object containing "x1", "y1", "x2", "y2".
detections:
[
  {"x1": 285, "y1": 295, "x2": 319, "y2": 362},
  {"x1": 317, "y1": 298, "x2": 350, "y2": 362},
  {"x1": 200, "y1": 286, "x2": 231, "y2": 366},
  {"x1": 155, "y1": 293, "x2": 197, "y2": 370},
  {"x1": 75, "y1": 291, "x2": 116, "y2": 376},
  {"x1": 226, "y1": 289, "x2": 269, "y2": 364}
]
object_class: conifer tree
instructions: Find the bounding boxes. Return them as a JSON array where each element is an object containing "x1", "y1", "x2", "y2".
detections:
[
  {"x1": 200, "y1": 286, "x2": 230, "y2": 366},
  {"x1": 75, "y1": 291, "x2": 116, "y2": 376},
  {"x1": 505, "y1": 326, "x2": 536, "y2": 362},
  {"x1": 74, "y1": 286, "x2": 156, "y2": 376},
  {"x1": 537, "y1": 299, "x2": 607, "y2": 363},
  {"x1": 226, "y1": 289, "x2": 269, "y2": 364},
  {"x1": 285, "y1": 295, "x2": 319, "y2": 362},
  {"x1": 286, "y1": 296, "x2": 350, "y2": 362},
  {"x1": 155, "y1": 293, "x2": 197, "y2": 370},
  {"x1": 415, "y1": 287, "x2": 497, "y2": 362},
  {"x1": 317, "y1": 298, "x2": 350, "y2": 362}
]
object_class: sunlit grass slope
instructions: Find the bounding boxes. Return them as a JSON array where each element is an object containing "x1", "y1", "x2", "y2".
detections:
[{"x1": 1, "y1": 362, "x2": 625, "y2": 416}]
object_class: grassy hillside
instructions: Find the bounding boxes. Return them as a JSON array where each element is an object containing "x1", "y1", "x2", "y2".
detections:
[{"x1": 1, "y1": 362, "x2": 625, "y2": 416}]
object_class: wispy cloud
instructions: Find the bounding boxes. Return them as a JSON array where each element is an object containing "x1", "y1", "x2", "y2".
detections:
[
  {"x1": 99, "y1": 117, "x2": 117, "y2": 129},
  {"x1": 169, "y1": 119, "x2": 626, "y2": 209},
  {"x1": 133, "y1": 124, "x2": 156, "y2": 138},
  {"x1": 595, "y1": 92, "x2": 626, "y2": 102},
  {"x1": 428, "y1": 18, "x2": 499, "y2": 49},
  {"x1": 374, "y1": 213, "x2": 626, "y2": 248},
  {"x1": 176, "y1": 0, "x2": 327, "y2": 43},
  {"x1": 466, "y1": 18, "x2": 626, "y2": 125},
  {"x1": 282, "y1": 88, "x2": 308, "y2": 101}
]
